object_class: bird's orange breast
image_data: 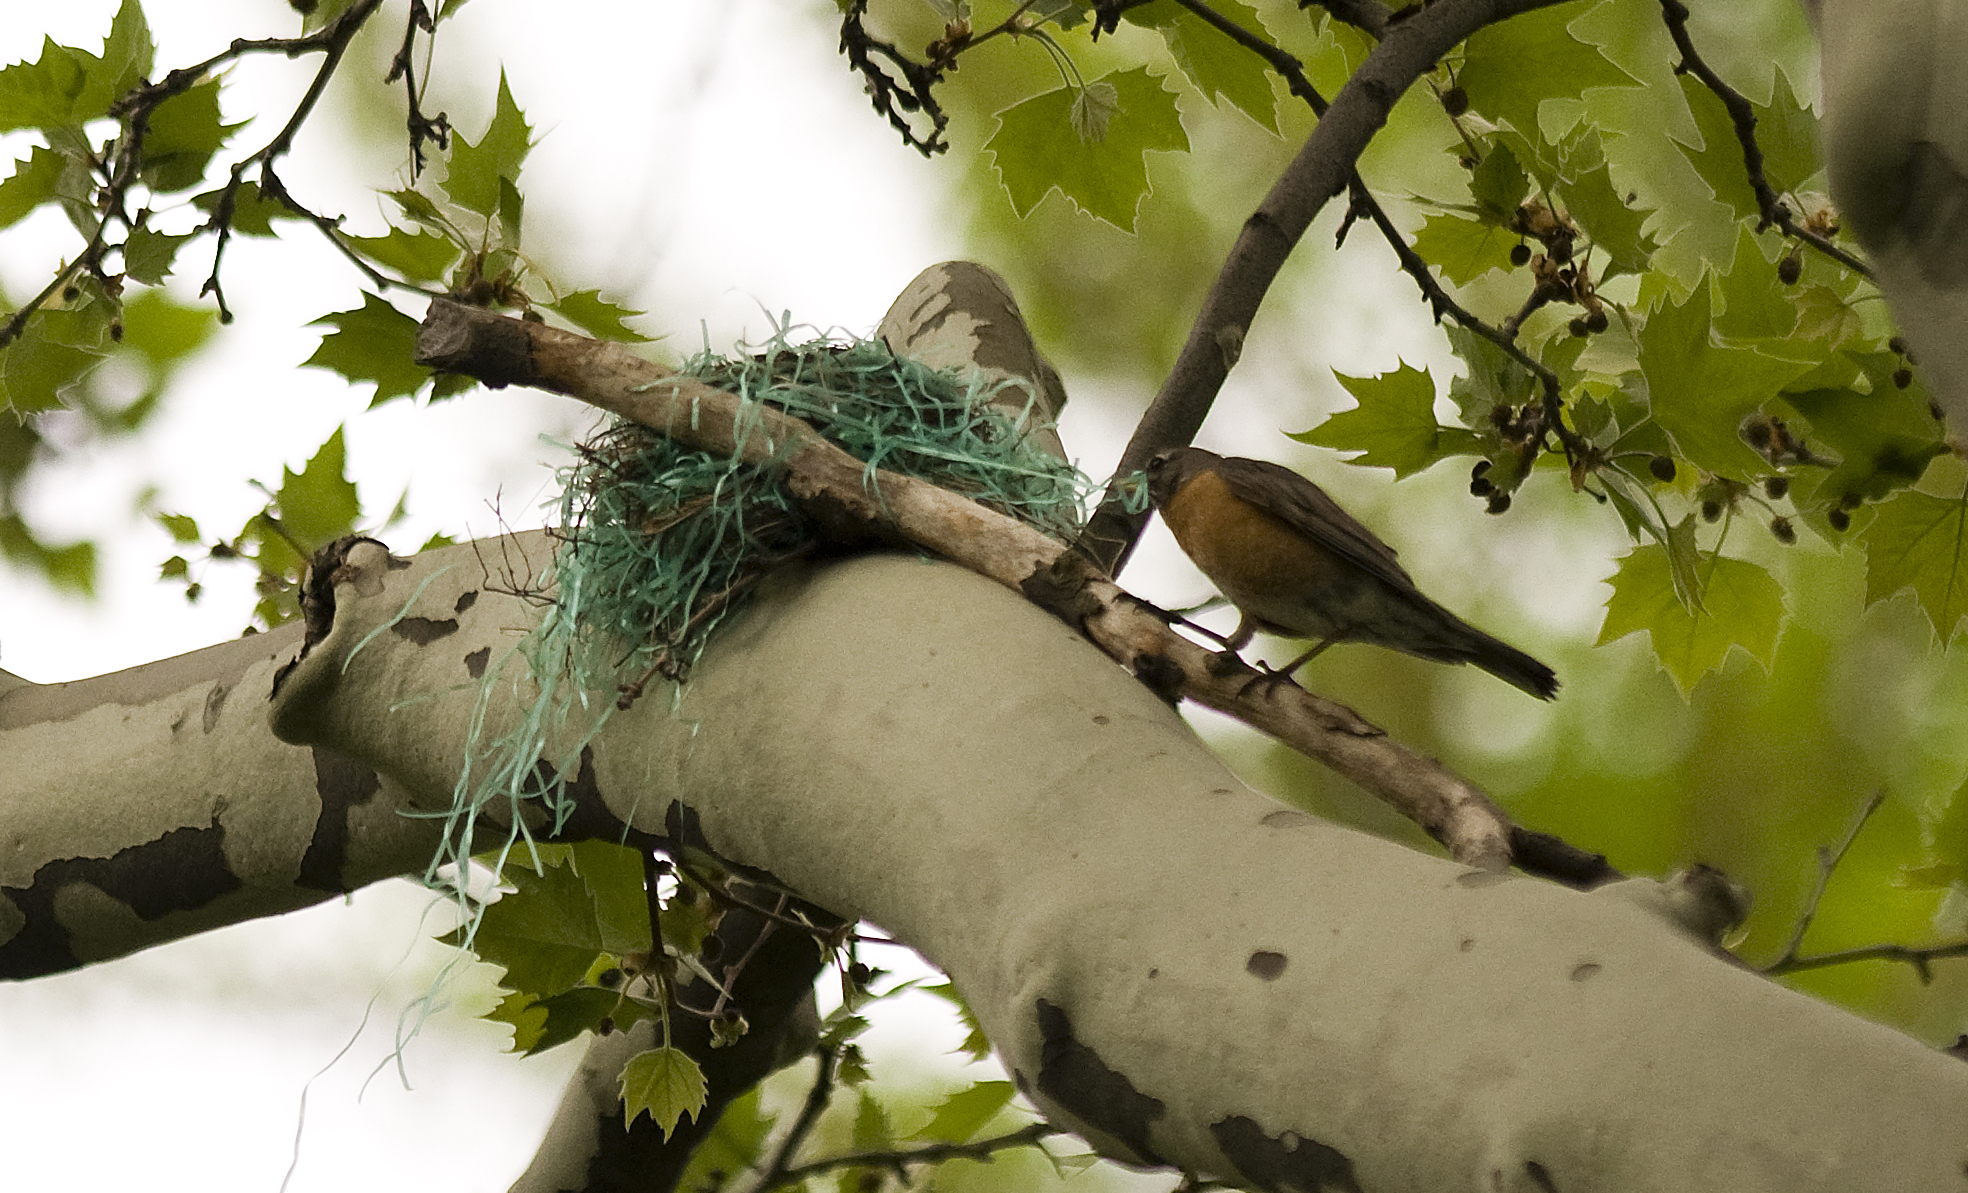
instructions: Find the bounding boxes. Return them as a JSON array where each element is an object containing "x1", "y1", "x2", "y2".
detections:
[{"x1": 1158, "y1": 468, "x2": 1345, "y2": 635}]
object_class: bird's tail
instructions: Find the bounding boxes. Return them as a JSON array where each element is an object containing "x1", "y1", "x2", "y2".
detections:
[{"x1": 1400, "y1": 607, "x2": 1559, "y2": 700}]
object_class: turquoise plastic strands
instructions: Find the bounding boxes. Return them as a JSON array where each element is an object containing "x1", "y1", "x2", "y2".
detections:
[{"x1": 440, "y1": 324, "x2": 1094, "y2": 905}]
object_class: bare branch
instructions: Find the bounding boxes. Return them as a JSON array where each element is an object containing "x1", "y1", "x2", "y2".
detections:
[{"x1": 1656, "y1": 0, "x2": 1871, "y2": 277}]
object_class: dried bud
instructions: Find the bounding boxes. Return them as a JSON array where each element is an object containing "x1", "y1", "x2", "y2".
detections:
[
  {"x1": 1827, "y1": 507, "x2": 1851, "y2": 532},
  {"x1": 1701, "y1": 499, "x2": 1722, "y2": 523},
  {"x1": 1442, "y1": 86, "x2": 1469, "y2": 116},
  {"x1": 1889, "y1": 335, "x2": 1908, "y2": 356},
  {"x1": 1486, "y1": 490, "x2": 1513, "y2": 515},
  {"x1": 1470, "y1": 475, "x2": 1495, "y2": 497},
  {"x1": 1894, "y1": 367, "x2": 1913, "y2": 389},
  {"x1": 1770, "y1": 516, "x2": 1796, "y2": 544},
  {"x1": 1649, "y1": 455, "x2": 1677, "y2": 482},
  {"x1": 1569, "y1": 317, "x2": 1590, "y2": 337},
  {"x1": 1763, "y1": 475, "x2": 1789, "y2": 500},
  {"x1": 1777, "y1": 250, "x2": 1802, "y2": 285},
  {"x1": 1585, "y1": 309, "x2": 1609, "y2": 333},
  {"x1": 1510, "y1": 243, "x2": 1532, "y2": 267}
]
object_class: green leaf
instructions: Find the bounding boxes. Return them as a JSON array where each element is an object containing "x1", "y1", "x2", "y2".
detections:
[
  {"x1": 1781, "y1": 375, "x2": 1944, "y2": 510},
  {"x1": 1560, "y1": 158, "x2": 1657, "y2": 280},
  {"x1": 0, "y1": 40, "x2": 95, "y2": 132},
  {"x1": 345, "y1": 226, "x2": 460, "y2": 284},
  {"x1": 0, "y1": 311, "x2": 105, "y2": 415},
  {"x1": 985, "y1": 67, "x2": 1189, "y2": 232},
  {"x1": 621, "y1": 1045, "x2": 707, "y2": 1138},
  {"x1": 1445, "y1": 323, "x2": 1537, "y2": 426},
  {"x1": 0, "y1": 517, "x2": 98, "y2": 595},
  {"x1": 192, "y1": 180, "x2": 290, "y2": 236},
  {"x1": 451, "y1": 858, "x2": 610, "y2": 998},
  {"x1": 676, "y1": 1087, "x2": 775, "y2": 1193},
  {"x1": 141, "y1": 77, "x2": 237, "y2": 193},
  {"x1": 547, "y1": 290, "x2": 652, "y2": 343},
  {"x1": 1126, "y1": 0, "x2": 1278, "y2": 132},
  {"x1": 1410, "y1": 210, "x2": 1516, "y2": 285},
  {"x1": 122, "y1": 226, "x2": 193, "y2": 284},
  {"x1": 1709, "y1": 227, "x2": 1796, "y2": 341},
  {"x1": 1295, "y1": 363, "x2": 1478, "y2": 477},
  {"x1": 1637, "y1": 283, "x2": 1813, "y2": 478},
  {"x1": 1469, "y1": 141, "x2": 1530, "y2": 216},
  {"x1": 0, "y1": 144, "x2": 66, "y2": 228},
  {"x1": 485, "y1": 990, "x2": 549, "y2": 1054},
  {"x1": 518, "y1": 987, "x2": 653, "y2": 1056},
  {"x1": 119, "y1": 288, "x2": 218, "y2": 371},
  {"x1": 444, "y1": 70, "x2": 533, "y2": 218},
  {"x1": 276, "y1": 427, "x2": 361, "y2": 549},
  {"x1": 303, "y1": 293, "x2": 430, "y2": 403},
  {"x1": 918, "y1": 1081, "x2": 1017, "y2": 1144},
  {"x1": 1458, "y1": 1, "x2": 1637, "y2": 137},
  {"x1": 1862, "y1": 490, "x2": 1968, "y2": 641},
  {"x1": 156, "y1": 511, "x2": 201, "y2": 544},
  {"x1": 919, "y1": 982, "x2": 991, "y2": 1060},
  {"x1": 1599, "y1": 543, "x2": 1783, "y2": 695},
  {"x1": 87, "y1": 0, "x2": 155, "y2": 118},
  {"x1": 386, "y1": 187, "x2": 450, "y2": 232},
  {"x1": 568, "y1": 839, "x2": 654, "y2": 956},
  {"x1": 1671, "y1": 69, "x2": 1819, "y2": 222}
]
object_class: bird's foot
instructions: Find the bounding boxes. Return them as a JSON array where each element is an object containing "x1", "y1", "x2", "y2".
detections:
[{"x1": 1235, "y1": 659, "x2": 1303, "y2": 699}]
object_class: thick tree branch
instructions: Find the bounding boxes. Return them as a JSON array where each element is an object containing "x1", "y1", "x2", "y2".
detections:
[
  {"x1": 414, "y1": 299, "x2": 1542, "y2": 873},
  {"x1": 261, "y1": 523, "x2": 1968, "y2": 1193}
]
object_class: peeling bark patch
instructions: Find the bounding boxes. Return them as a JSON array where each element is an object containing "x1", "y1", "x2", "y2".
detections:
[
  {"x1": 201, "y1": 681, "x2": 231, "y2": 733},
  {"x1": 1569, "y1": 962, "x2": 1601, "y2": 982},
  {"x1": 0, "y1": 819, "x2": 244, "y2": 979},
  {"x1": 454, "y1": 590, "x2": 478, "y2": 614},
  {"x1": 391, "y1": 616, "x2": 459, "y2": 645},
  {"x1": 1211, "y1": 1115, "x2": 1360, "y2": 1193},
  {"x1": 1262, "y1": 809, "x2": 1312, "y2": 829},
  {"x1": 464, "y1": 646, "x2": 490, "y2": 678},
  {"x1": 298, "y1": 748, "x2": 382, "y2": 892},
  {"x1": 1034, "y1": 999, "x2": 1165, "y2": 1165},
  {"x1": 1246, "y1": 950, "x2": 1287, "y2": 980},
  {"x1": 1460, "y1": 937, "x2": 1476, "y2": 952}
]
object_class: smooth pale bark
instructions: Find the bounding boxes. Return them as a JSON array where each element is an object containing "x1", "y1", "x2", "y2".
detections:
[
  {"x1": 247, "y1": 534, "x2": 1968, "y2": 1193},
  {"x1": 0, "y1": 622, "x2": 445, "y2": 976}
]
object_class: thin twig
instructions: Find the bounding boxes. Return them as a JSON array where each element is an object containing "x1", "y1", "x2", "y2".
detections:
[
  {"x1": 764, "y1": 1122, "x2": 1063, "y2": 1190},
  {"x1": 1762, "y1": 790, "x2": 1885, "y2": 972},
  {"x1": 1767, "y1": 940, "x2": 1968, "y2": 982},
  {"x1": 749, "y1": 1045, "x2": 840, "y2": 1193},
  {"x1": 202, "y1": 0, "x2": 389, "y2": 320},
  {"x1": 1656, "y1": 0, "x2": 1871, "y2": 277}
]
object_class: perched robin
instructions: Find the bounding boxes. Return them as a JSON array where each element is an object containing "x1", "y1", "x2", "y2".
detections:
[{"x1": 1143, "y1": 447, "x2": 1558, "y2": 699}]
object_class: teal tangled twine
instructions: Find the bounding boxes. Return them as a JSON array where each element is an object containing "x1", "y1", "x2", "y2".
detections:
[{"x1": 429, "y1": 326, "x2": 1093, "y2": 905}]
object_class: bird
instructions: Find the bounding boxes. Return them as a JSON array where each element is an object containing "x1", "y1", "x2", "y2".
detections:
[{"x1": 1142, "y1": 446, "x2": 1558, "y2": 699}]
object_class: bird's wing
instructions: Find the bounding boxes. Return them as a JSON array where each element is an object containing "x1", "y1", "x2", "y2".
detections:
[{"x1": 1210, "y1": 456, "x2": 1420, "y2": 593}]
